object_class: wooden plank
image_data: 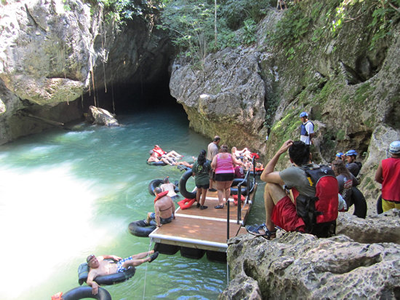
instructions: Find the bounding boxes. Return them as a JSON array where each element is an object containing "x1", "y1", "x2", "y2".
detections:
[{"x1": 149, "y1": 182, "x2": 258, "y2": 253}]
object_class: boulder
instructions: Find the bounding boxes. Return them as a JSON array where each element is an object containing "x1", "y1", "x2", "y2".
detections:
[
  {"x1": 337, "y1": 209, "x2": 400, "y2": 244},
  {"x1": 224, "y1": 232, "x2": 400, "y2": 299},
  {"x1": 88, "y1": 106, "x2": 119, "y2": 127}
]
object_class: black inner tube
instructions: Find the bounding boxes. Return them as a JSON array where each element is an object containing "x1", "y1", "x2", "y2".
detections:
[
  {"x1": 78, "y1": 261, "x2": 136, "y2": 286},
  {"x1": 179, "y1": 169, "x2": 197, "y2": 199},
  {"x1": 62, "y1": 286, "x2": 111, "y2": 300}
]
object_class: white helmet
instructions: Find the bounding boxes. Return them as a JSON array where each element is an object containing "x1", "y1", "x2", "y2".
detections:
[{"x1": 389, "y1": 141, "x2": 400, "y2": 154}]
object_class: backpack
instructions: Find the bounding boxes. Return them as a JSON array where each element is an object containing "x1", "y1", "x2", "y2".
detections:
[
  {"x1": 296, "y1": 165, "x2": 339, "y2": 237},
  {"x1": 354, "y1": 161, "x2": 362, "y2": 170}
]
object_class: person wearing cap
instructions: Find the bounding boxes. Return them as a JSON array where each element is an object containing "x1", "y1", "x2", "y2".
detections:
[
  {"x1": 345, "y1": 149, "x2": 361, "y2": 177},
  {"x1": 207, "y1": 136, "x2": 220, "y2": 191},
  {"x1": 375, "y1": 141, "x2": 400, "y2": 212},
  {"x1": 160, "y1": 176, "x2": 178, "y2": 199},
  {"x1": 299, "y1": 112, "x2": 314, "y2": 146},
  {"x1": 86, "y1": 251, "x2": 159, "y2": 295}
]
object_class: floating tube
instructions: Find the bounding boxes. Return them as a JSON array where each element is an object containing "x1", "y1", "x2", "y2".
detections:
[
  {"x1": 148, "y1": 179, "x2": 180, "y2": 196},
  {"x1": 148, "y1": 179, "x2": 164, "y2": 195},
  {"x1": 146, "y1": 160, "x2": 167, "y2": 166},
  {"x1": 78, "y1": 262, "x2": 136, "y2": 286},
  {"x1": 179, "y1": 169, "x2": 197, "y2": 199},
  {"x1": 128, "y1": 219, "x2": 157, "y2": 237},
  {"x1": 230, "y1": 178, "x2": 253, "y2": 196},
  {"x1": 377, "y1": 195, "x2": 383, "y2": 214},
  {"x1": 350, "y1": 187, "x2": 367, "y2": 218},
  {"x1": 61, "y1": 286, "x2": 111, "y2": 300}
]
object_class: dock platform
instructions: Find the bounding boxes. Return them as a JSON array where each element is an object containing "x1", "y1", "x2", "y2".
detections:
[{"x1": 149, "y1": 182, "x2": 257, "y2": 259}]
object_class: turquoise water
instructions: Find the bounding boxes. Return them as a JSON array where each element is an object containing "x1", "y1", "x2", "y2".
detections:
[{"x1": 0, "y1": 108, "x2": 265, "y2": 300}]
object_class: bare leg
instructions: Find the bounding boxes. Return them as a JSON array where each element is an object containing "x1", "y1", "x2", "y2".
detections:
[
  {"x1": 217, "y1": 189, "x2": 224, "y2": 206},
  {"x1": 146, "y1": 212, "x2": 152, "y2": 224},
  {"x1": 200, "y1": 188, "x2": 207, "y2": 206},
  {"x1": 130, "y1": 250, "x2": 154, "y2": 260},
  {"x1": 264, "y1": 183, "x2": 286, "y2": 231}
]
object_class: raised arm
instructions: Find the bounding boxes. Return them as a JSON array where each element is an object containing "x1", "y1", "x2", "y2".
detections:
[{"x1": 260, "y1": 140, "x2": 293, "y2": 185}]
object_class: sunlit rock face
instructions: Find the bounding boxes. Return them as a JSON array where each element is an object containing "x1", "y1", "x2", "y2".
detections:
[
  {"x1": 88, "y1": 106, "x2": 119, "y2": 127},
  {"x1": 0, "y1": 0, "x2": 92, "y2": 143},
  {"x1": 170, "y1": 1, "x2": 400, "y2": 215},
  {"x1": 222, "y1": 230, "x2": 400, "y2": 299},
  {"x1": 0, "y1": 0, "x2": 172, "y2": 143},
  {"x1": 170, "y1": 47, "x2": 268, "y2": 153}
]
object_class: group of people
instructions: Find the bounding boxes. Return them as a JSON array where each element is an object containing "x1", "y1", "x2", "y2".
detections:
[{"x1": 246, "y1": 110, "x2": 400, "y2": 239}]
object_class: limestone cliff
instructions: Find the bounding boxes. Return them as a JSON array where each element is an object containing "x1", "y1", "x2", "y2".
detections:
[
  {"x1": 169, "y1": 0, "x2": 400, "y2": 213},
  {"x1": 0, "y1": 0, "x2": 171, "y2": 143}
]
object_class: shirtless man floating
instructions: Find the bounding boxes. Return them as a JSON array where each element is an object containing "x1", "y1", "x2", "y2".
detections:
[
  {"x1": 146, "y1": 187, "x2": 176, "y2": 227},
  {"x1": 86, "y1": 251, "x2": 159, "y2": 295}
]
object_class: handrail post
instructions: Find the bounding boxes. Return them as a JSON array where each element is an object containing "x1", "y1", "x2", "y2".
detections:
[
  {"x1": 227, "y1": 197, "x2": 230, "y2": 241},
  {"x1": 237, "y1": 184, "x2": 242, "y2": 224}
]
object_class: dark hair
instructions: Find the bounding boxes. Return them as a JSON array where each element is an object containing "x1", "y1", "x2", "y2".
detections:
[
  {"x1": 213, "y1": 136, "x2": 220, "y2": 142},
  {"x1": 331, "y1": 160, "x2": 351, "y2": 177},
  {"x1": 288, "y1": 141, "x2": 310, "y2": 166},
  {"x1": 154, "y1": 187, "x2": 162, "y2": 194},
  {"x1": 220, "y1": 145, "x2": 229, "y2": 153},
  {"x1": 197, "y1": 150, "x2": 206, "y2": 166},
  {"x1": 163, "y1": 176, "x2": 169, "y2": 183}
]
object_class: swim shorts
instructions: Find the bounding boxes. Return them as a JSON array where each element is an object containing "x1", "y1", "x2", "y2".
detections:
[
  {"x1": 196, "y1": 183, "x2": 210, "y2": 189},
  {"x1": 215, "y1": 173, "x2": 234, "y2": 181},
  {"x1": 149, "y1": 212, "x2": 173, "y2": 224},
  {"x1": 117, "y1": 256, "x2": 133, "y2": 273},
  {"x1": 271, "y1": 195, "x2": 305, "y2": 232},
  {"x1": 382, "y1": 198, "x2": 400, "y2": 212}
]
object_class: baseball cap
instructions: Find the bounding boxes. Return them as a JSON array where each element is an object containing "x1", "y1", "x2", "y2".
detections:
[{"x1": 299, "y1": 112, "x2": 308, "y2": 118}]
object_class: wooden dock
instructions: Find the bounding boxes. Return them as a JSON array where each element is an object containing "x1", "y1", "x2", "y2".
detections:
[{"x1": 149, "y1": 182, "x2": 257, "y2": 258}]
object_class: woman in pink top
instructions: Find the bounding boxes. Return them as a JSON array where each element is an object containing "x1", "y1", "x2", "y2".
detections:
[{"x1": 211, "y1": 145, "x2": 243, "y2": 209}]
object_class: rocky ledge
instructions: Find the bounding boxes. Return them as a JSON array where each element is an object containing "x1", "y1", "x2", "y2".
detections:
[{"x1": 221, "y1": 210, "x2": 400, "y2": 299}]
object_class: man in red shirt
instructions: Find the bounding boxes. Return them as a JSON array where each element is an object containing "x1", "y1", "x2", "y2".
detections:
[{"x1": 375, "y1": 141, "x2": 400, "y2": 212}]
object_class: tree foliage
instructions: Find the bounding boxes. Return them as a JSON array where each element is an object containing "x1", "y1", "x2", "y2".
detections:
[{"x1": 158, "y1": 0, "x2": 273, "y2": 60}]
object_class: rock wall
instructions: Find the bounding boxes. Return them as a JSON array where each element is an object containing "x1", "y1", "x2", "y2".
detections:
[
  {"x1": 169, "y1": 0, "x2": 400, "y2": 212},
  {"x1": 0, "y1": 0, "x2": 172, "y2": 144},
  {"x1": 222, "y1": 229, "x2": 400, "y2": 299},
  {"x1": 170, "y1": 47, "x2": 268, "y2": 153}
]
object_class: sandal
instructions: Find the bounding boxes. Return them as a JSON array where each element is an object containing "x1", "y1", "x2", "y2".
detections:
[
  {"x1": 214, "y1": 205, "x2": 224, "y2": 209},
  {"x1": 149, "y1": 251, "x2": 159, "y2": 263},
  {"x1": 246, "y1": 224, "x2": 276, "y2": 240}
]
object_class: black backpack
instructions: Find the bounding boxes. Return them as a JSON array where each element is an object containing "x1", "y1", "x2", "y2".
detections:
[{"x1": 296, "y1": 165, "x2": 339, "y2": 238}]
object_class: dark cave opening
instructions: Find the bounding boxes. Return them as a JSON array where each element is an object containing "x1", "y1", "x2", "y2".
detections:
[{"x1": 81, "y1": 68, "x2": 183, "y2": 115}]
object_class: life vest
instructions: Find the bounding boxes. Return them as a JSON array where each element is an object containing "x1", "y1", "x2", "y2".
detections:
[
  {"x1": 233, "y1": 194, "x2": 245, "y2": 206},
  {"x1": 250, "y1": 153, "x2": 260, "y2": 160},
  {"x1": 300, "y1": 121, "x2": 313, "y2": 136},
  {"x1": 177, "y1": 198, "x2": 196, "y2": 209},
  {"x1": 154, "y1": 191, "x2": 169, "y2": 203},
  {"x1": 153, "y1": 146, "x2": 166, "y2": 157}
]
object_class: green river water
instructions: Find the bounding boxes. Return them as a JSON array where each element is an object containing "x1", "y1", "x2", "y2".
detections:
[{"x1": 0, "y1": 108, "x2": 265, "y2": 300}]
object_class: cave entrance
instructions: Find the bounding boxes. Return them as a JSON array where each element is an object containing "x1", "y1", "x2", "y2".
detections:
[{"x1": 81, "y1": 66, "x2": 182, "y2": 115}]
